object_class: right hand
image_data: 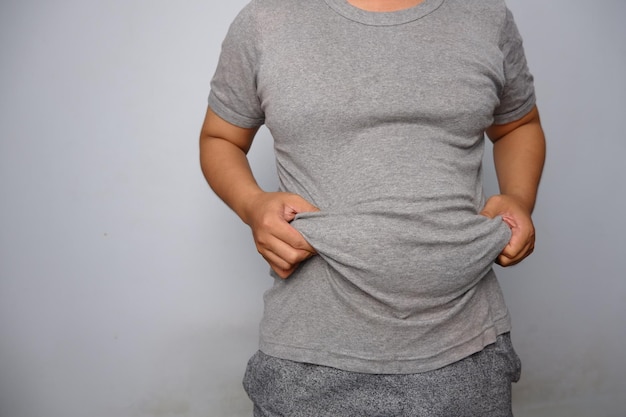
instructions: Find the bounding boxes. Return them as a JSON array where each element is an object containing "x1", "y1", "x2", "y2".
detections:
[{"x1": 242, "y1": 192, "x2": 319, "y2": 279}]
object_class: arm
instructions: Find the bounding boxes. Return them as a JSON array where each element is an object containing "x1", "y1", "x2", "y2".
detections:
[
  {"x1": 199, "y1": 107, "x2": 318, "y2": 278},
  {"x1": 482, "y1": 105, "x2": 546, "y2": 266}
]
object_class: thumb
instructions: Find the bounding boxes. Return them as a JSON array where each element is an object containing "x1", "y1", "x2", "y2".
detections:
[
  {"x1": 480, "y1": 195, "x2": 512, "y2": 220},
  {"x1": 479, "y1": 206, "x2": 495, "y2": 219},
  {"x1": 296, "y1": 197, "x2": 319, "y2": 213},
  {"x1": 479, "y1": 200, "x2": 499, "y2": 219},
  {"x1": 282, "y1": 194, "x2": 319, "y2": 221}
]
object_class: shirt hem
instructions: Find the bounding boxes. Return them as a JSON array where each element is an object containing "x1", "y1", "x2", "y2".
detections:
[
  {"x1": 259, "y1": 314, "x2": 512, "y2": 374},
  {"x1": 208, "y1": 91, "x2": 264, "y2": 129},
  {"x1": 493, "y1": 93, "x2": 536, "y2": 125}
]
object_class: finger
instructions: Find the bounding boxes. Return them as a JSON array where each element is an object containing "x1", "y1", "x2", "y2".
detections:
[
  {"x1": 271, "y1": 262, "x2": 297, "y2": 279},
  {"x1": 497, "y1": 239, "x2": 534, "y2": 267},
  {"x1": 479, "y1": 207, "x2": 496, "y2": 219},
  {"x1": 500, "y1": 215, "x2": 533, "y2": 258},
  {"x1": 479, "y1": 196, "x2": 506, "y2": 219},
  {"x1": 253, "y1": 205, "x2": 315, "y2": 252},
  {"x1": 259, "y1": 243, "x2": 300, "y2": 276},
  {"x1": 264, "y1": 246, "x2": 308, "y2": 280},
  {"x1": 270, "y1": 221, "x2": 317, "y2": 253},
  {"x1": 258, "y1": 233, "x2": 315, "y2": 270},
  {"x1": 501, "y1": 232, "x2": 525, "y2": 259}
]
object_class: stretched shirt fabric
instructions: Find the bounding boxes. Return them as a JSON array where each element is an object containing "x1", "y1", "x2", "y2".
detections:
[{"x1": 209, "y1": 0, "x2": 536, "y2": 374}]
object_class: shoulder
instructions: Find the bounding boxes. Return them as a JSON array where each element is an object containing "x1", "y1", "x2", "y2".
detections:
[
  {"x1": 437, "y1": 0, "x2": 509, "y2": 45},
  {"x1": 443, "y1": 0, "x2": 508, "y2": 25},
  {"x1": 227, "y1": 0, "x2": 317, "y2": 47},
  {"x1": 231, "y1": 0, "x2": 306, "y2": 28},
  {"x1": 237, "y1": 0, "x2": 303, "y2": 16}
]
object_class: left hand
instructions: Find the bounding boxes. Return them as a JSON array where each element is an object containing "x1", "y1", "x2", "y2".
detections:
[{"x1": 480, "y1": 194, "x2": 536, "y2": 267}]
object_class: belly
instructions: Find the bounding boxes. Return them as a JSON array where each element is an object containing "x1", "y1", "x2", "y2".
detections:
[{"x1": 291, "y1": 207, "x2": 511, "y2": 312}]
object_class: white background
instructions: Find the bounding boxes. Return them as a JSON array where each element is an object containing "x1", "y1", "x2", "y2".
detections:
[{"x1": 1, "y1": 1, "x2": 624, "y2": 416}]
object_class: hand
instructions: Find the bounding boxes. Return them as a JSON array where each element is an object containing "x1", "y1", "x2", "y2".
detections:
[
  {"x1": 242, "y1": 192, "x2": 319, "y2": 278},
  {"x1": 480, "y1": 194, "x2": 535, "y2": 267}
]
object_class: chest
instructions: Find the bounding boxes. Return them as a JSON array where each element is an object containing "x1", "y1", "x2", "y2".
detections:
[{"x1": 256, "y1": 10, "x2": 504, "y2": 141}]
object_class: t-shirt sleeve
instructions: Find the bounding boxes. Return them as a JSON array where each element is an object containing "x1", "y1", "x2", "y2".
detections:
[
  {"x1": 208, "y1": 2, "x2": 265, "y2": 128},
  {"x1": 492, "y1": 8, "x2": 536, "y2": 125}
]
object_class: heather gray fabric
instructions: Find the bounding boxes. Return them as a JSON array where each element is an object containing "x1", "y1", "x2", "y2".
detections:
[
  {"x1": 209, "y1": 0, "x2": 535, "y2": 373},
  {"x1": 243, "y1": 333, "x2": 522, "y2": 417}
]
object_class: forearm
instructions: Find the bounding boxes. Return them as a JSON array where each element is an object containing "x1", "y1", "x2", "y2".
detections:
[
  {"x1": 482, "y1": 106, "x2": 545, "y2": 266},
  {"x1": 200, "y1": 137, "x2": 264, "y2": 224},
  {"x1": 489, "y1": 107, "x2": 546, "y2": 213},
  {"x1": 199, "y1": 108, "x2": 318, "y2": 278},
  {"x1": 199, "y1": 108, "x2": 262, "y2": 225}
]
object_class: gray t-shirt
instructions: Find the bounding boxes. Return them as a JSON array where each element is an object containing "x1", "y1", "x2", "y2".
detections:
[{"x1": 209, "y1": 0, "x2": 536, "y2": 374}]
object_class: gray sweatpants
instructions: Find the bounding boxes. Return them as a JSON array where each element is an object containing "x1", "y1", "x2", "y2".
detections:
[{"x1": 243, "y1": 333, "x2": 521, "y2": 417}]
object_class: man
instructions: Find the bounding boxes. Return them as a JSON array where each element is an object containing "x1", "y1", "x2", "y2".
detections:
[{"x1": 201, "y1": 0, "x2": 545, "y2": 415}]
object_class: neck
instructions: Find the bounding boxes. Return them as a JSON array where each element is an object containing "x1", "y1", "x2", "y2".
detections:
[{"x1": 346, "y1": 0, "x2": 425, "y2": 12}]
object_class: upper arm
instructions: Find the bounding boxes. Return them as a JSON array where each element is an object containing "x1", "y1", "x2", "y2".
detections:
[
  {"x1": 486, "y1": 105, "x2": 541, "y2": 143},
  {"x1": 199, "y1": 106, "x2": 260, "y2": 154}
]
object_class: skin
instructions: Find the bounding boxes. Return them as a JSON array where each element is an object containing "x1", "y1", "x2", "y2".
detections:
[
  {"x1": 347, "y1": 0, "x2": 426, "y2": 12},
  {"x1": 199, "y1": 104, "x2": 546, "y2": 277},
  {"x1": 199, "y1": 108, "x2": 318, "y2": 279},
  {"x1": 484, "y1": 105, "x2": 546, "y2": 266}
]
